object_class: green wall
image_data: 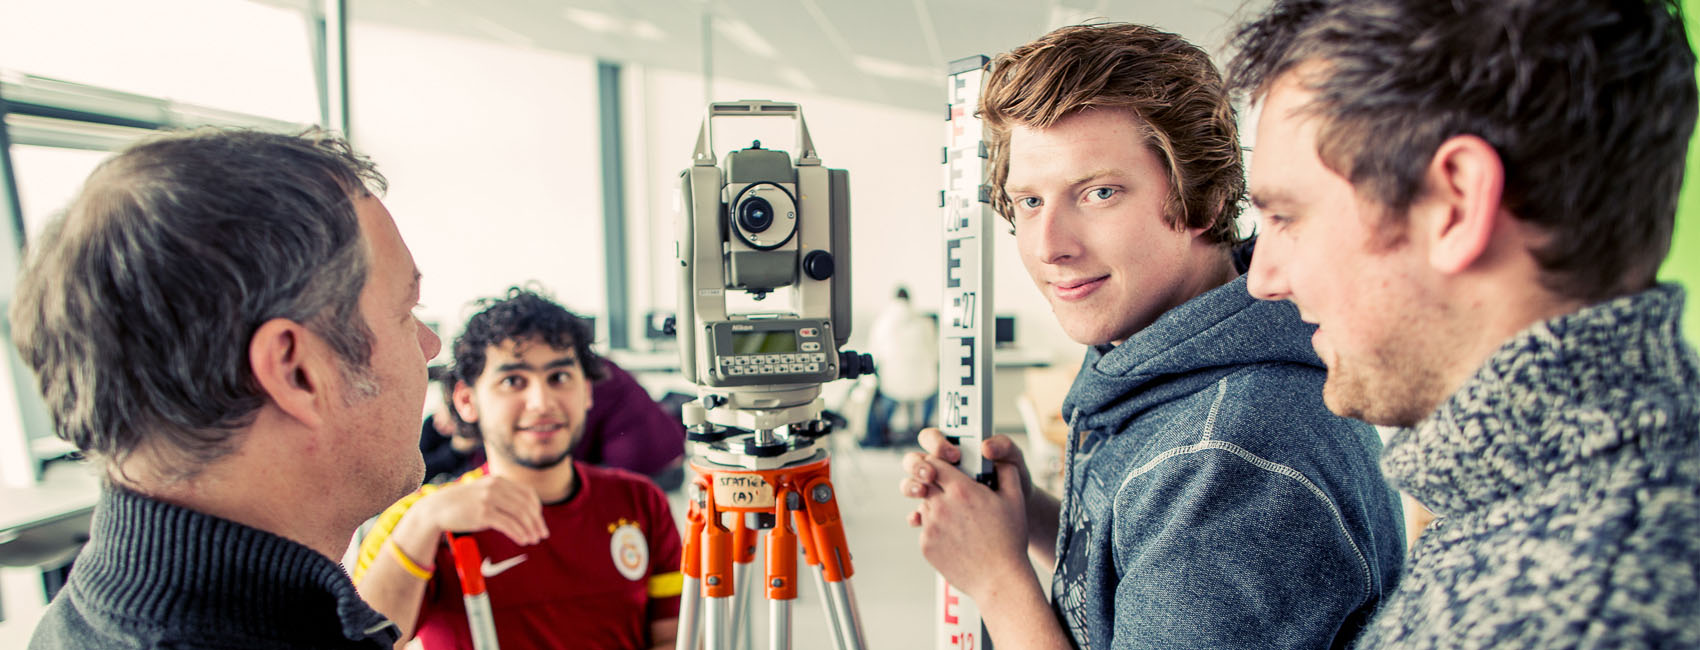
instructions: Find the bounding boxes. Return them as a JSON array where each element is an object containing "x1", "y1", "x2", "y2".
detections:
[{"x1": 1663, "y1": 0, "x2": 1700, "y2": 342}]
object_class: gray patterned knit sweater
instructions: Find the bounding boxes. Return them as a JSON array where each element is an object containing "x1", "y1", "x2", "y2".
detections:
[{"x1": 1358, "y1": 284, "x2": 1700, "y2": 649}]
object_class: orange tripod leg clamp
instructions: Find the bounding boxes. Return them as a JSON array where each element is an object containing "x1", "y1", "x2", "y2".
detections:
[
  {"x1": 792, "y1": 496, "x2": 822, "y2": 571},
  {"x1": 802, "y1": 477, "x2": 855, "y2": 582},
  {"x1": 681, "y1": 490, "x2": 707, "y2": 582},
  {"x1": 766, "y1": 490, "x2": 798, "y2": 601},
  {"x1": 701, "y1": 501, "x2": 734, "y2": 599}
]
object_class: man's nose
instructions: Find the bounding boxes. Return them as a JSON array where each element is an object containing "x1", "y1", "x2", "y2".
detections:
[
  {"x1": 524, "y1": 381, "x2": 558, "y2": 412},
  {"x1": 1246, "y1": 236, "x2": 1292, "y2": 302},
  {"x1": 1029, "y1": 206, "x2": 1082, "y2": 264},
  {"x1": 418, "y1": 319, "x2": 442, "y2": 359}
]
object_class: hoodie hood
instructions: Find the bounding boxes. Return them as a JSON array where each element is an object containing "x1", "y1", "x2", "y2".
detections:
[{"x1": 1061, "y1": 274, "x2": 1322, "y2": 436}]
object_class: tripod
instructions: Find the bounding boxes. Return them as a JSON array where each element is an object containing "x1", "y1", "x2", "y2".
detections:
[{"x1": 675, "y1": 426, "x2": 867, "y2": 650}]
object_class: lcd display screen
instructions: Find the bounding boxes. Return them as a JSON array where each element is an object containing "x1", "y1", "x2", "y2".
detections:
[{"x1": 732, "y1": 330, "x2": 798, "y2": 354}]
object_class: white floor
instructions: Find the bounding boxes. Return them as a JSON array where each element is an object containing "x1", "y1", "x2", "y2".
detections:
[{"x1": 0, "y1": 437, "x2": 1044, "y2": 649}]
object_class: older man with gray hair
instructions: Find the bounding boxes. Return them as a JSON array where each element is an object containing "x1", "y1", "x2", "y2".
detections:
[{"x1": 16, "y1": 128, "x2": 440, "y2": 649}]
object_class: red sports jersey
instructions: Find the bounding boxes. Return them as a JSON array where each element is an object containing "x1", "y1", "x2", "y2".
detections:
[{"x1": 409, "y1": 463, "x2": 683, "y2": 649}]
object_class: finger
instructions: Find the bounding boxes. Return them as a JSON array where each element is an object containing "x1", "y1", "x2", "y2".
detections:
[
  {"x1": 517, "y1": 495, "x2": 549, "y2": 541},
  {"x1": 487, "y1": 511, "x2": 540, "y2": 546},
  {"x1": 899, "y1": 477, "x2": 930, "y2": 499},
  {"x1": 916, "y1": 428, "x2": 961, "y2": 463},
  {"x1": 483, "y1": 498, "x2": 540, "y2": 545},
  {"x1": 922, "y1": 456, "x2": 976, "y2": 492},
  {"x1": 490, "y1": 484, "x2": 548, "y2": 542},
  {"x1": 995, "y1": 462, "x2": 1025, "y2": 504},
  {"x1": 982, "y1": 435, "x2": 1024, "y2": 462},
  {"x1": 897, "y1": 452, "x2": 938, "y2": 483}
]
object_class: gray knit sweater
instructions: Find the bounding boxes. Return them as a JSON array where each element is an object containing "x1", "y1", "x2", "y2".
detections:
[
  {"x1": 1359, "y1": 284, "x2": 1700, "y2": 648},
  {"x1": 29, "y1": 486, "x2": 399, "y2": 649}
]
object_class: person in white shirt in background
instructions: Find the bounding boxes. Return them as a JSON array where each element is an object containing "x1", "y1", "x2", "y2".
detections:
[{"x1": 861, "y1": 287, "x2": 939, "y2": 448}]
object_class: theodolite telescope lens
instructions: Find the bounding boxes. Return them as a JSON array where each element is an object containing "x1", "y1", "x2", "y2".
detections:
[{"x1": 738, "y1": 197, "x2": 775, "y2": 233}]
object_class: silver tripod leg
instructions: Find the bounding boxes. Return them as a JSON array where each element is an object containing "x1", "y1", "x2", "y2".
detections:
[
  {"x1": 824, "y1": 573, "x2": 867, "y2": 650},
  {"x1": 769, "y1": 597, "x2": 791, "y2": 650},
  {"x1": 732, "y1": 561, "x2": 754, "y2": 650},
  {"x1": 705, "y1": 594, "x2": 733, "y2": 650},
  {"x1": 677, "y1": 574, "x2": 702, "y2": 650},
  {"x1": 809, "y1": 564, "x2": 850, "y2": 650}
]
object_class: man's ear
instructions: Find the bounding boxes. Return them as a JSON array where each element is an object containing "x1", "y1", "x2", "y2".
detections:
[
  {"x1": 452, "y1": 380, "x2": 479, "y2": 424},
  {"x1": 1421, "y1": 134, "x2": 1505, "y2": 274},
  {"x1": 249, "y1": 318, "x2": 326, "y2": 429}
]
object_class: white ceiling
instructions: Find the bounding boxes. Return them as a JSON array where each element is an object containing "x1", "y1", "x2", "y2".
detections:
[{"x1": 278, "y1": 0, "x2": 1266, "y2": 114}]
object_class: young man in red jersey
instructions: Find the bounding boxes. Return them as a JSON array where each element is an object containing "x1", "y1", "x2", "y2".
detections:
[{"x1": 357, "y1": 288, "x2": 681, "y2": 649}]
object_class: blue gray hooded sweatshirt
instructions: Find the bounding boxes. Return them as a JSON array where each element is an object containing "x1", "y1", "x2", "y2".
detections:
[{"x1": 1050, "y1": 274, "x2": 1404, "y2": 650}]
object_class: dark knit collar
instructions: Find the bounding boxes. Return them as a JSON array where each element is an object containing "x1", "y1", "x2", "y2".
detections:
[
  {"x1": 1382, "y1": 284, "x2": 1700, "y2": 517},
  {"x1": 71, "y1": 485, "x2": 398, "y2": 645}
]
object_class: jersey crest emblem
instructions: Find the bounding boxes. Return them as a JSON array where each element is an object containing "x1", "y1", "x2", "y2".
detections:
[{"x1": 608, "y1": 518, "x2": 648, "y2": 581}]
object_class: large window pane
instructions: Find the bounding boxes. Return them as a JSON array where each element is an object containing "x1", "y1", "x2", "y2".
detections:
[
  {"x1": 348, "y1": 22, "x2": 605, "y2": 348},
  {"x1": 0, "y1": 0, "x2": 318, "y2": 124},
  {"x1": 10, "y1": 144, "x2": 111, "y2": 242}
]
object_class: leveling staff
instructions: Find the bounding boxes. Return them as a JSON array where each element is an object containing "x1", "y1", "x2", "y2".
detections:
[{"x1": 356, "y1": 289, "x2": 682, "y2": 649}]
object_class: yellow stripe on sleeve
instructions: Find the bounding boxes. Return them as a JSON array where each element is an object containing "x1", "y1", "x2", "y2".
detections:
[
  {"x1": 351, "y1": 468, "x2": 486, "y2": 584},
  {"x1": 352, "y1": 485, "x2": 435, "y2": 584},
  {"x1": 648, "y1": 571, "x2": 684, "y2": 598}
]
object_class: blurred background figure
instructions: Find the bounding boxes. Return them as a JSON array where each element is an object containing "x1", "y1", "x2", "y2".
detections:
[
  {"x1": 420, "y1": 365, "x2": 484, "y2": 484},
  {"x1": 862, "y1": 287, "x2": 939, "y2": 448},
  {"x1": 573, "y1": 359, "x2": 687, "y2": 491}
]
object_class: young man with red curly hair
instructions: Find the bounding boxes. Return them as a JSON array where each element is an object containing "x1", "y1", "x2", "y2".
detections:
[{"x1": 899, "y1": 24, "x2": 1404, "y2": 649}]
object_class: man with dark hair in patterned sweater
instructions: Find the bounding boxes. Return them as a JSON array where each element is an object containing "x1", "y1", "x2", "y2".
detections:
[{"x1": 1230, "y1": 0, "x2": 1700, "y2": 647}]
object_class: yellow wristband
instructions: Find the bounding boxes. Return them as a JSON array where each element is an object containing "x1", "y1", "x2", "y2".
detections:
[{"x1": 386, "y1": 539, "x2": 434, "y2": 581}]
